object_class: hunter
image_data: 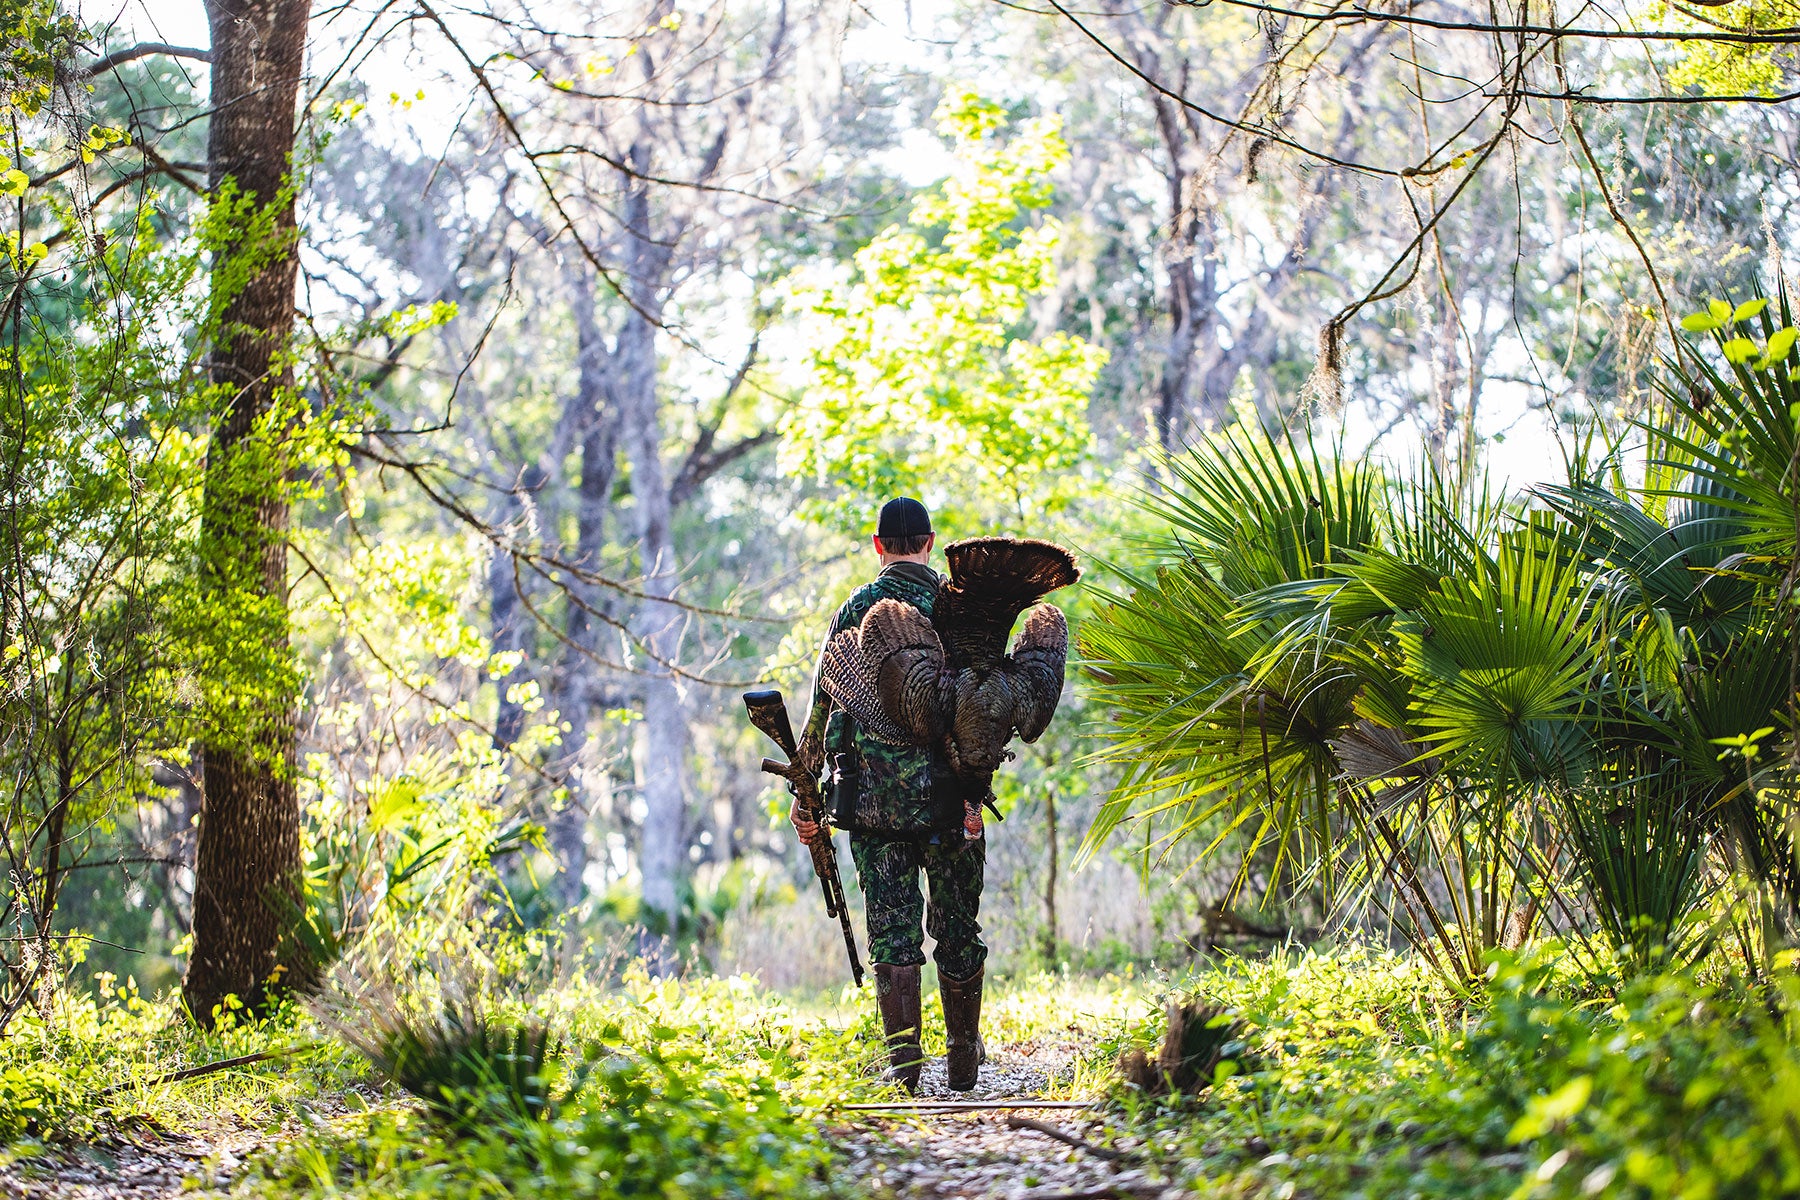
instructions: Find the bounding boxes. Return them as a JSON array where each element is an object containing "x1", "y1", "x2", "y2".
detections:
[{"x1": 792, "y1": 496, "x2": 987, "y2": 1093}]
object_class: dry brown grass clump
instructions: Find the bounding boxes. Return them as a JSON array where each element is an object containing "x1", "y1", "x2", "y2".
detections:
[{"x1": 1119, "y1": 1000, "x2": 1241, "y2": 1096}]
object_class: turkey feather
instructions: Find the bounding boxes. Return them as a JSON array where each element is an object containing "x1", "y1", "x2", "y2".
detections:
[
  {"x1": 1010, "y1": 603, "x2": 1068, "y2": 743},
  {"x1": 818, "y1": 628, "x2": 913, "y2": 745},
  {"x1": 935, "y1": 538, "x2": 1080, "y2": 670},
  {"x1": 822, "y1": 539, "x2": 1080, "y2": 778},
  {"x1": 858, "y1": 599, "x2": 947, "y2": 743}
]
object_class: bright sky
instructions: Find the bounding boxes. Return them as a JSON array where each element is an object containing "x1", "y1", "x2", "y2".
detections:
[
  {"x1": 104, "y1": 0, "x2": 207, "y2": 48},
  {"x1": 102, "y1": 0, "x2": 1570, "y2": 493}
]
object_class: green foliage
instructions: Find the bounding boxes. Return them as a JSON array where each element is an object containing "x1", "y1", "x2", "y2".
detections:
[
  {"x1": 1653, "y1": 0, "x2": 1800, "y2": 97},
  {"x1": 293, "y1": 736, "x2": 546, "y2": 972},
  {"x1": 8, "y1": 950, "x2": 1797, "y2": 1200},
  {"x1": 1103, "y1": 946, "x2": 1800, "y2": 1200},
  {"x1": 779, "y1": 86, "x2": 1106, "y2": 523},
  {"x1": 0, "y1": 0, "x2": 79, "y2": 120},
  {"x1": 244, "y1": 970, "x2": 865, "y2": 1199},
  {"x1": 1078, "y1": 424, "x2": 1379, "y2": 894},
  {"x1": 0, "y1": 202, "x2": 217, "y2": 1029},
  {"x1": 0, "y1": 2, "x2": 128, "y2": 261},
  {"x1": 1478, "y1": 950, "x2": 1800, "y2": 1198},
  {"x1": 349, "y1": 1001, "x2": 560, "y2": 1129},
  {"x1": 183, "y1": 177, "x2": 335, "y2": 774},
  {"x1": 1083, "y1": 305, "x2": 1800, "y2": 982},
  {"x1": 0, "y1": 974, "x2": 356, "y2": 1144},
  {"x1": 283, "y1": 532, "x2": 569, "y2": 970},
  {"x1": 0, "y1": 170, "x2": 372, "y2": 1020}
]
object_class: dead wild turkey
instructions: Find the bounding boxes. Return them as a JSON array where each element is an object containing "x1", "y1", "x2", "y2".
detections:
[{"x1": 818, "y1": 537, "x2": 1078, "y2": 822}]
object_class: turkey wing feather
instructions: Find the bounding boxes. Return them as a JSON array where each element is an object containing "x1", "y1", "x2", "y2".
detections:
[
  {"x1": 1009, "y1": 603, "x2": 1068, "y2": 743},
  {"x1": 858, "y1": 599, "x2": 946, "y2": 743},
  {"x1": 817, "y1": 628, "x2": 914, "y2": 746}
]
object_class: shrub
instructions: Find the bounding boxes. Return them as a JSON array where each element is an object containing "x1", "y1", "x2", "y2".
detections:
[
  {"x1": 1083, "y1": 299, "x2": 1800, "y2": 984},
  {"x1": 1477, "y1": 950, "x2": 1800, "y2": 1199},
  {"x1": 247, "y1": 969, "x2": 861, "y2": 1199},
  {"x1": 1111, "y1": 946, "x2": 1800, "y2": 1200}
]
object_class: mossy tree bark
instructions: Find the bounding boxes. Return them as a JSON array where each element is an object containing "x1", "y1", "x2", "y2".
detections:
[{"x1": 183, "y1": 0, "x2": 312, "y2": 1026}]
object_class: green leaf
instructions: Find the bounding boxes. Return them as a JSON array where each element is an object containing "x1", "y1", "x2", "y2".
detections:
[
  {"x1": 1722, "y1": 336, "x2": 1759, "y2": 364},
  {"x1": 1680, "y1": 312, "x2": 1722, "y2": 333},
  {"x1": 0, "y1": 169, "x2": 27, "y2": 197},
  {"x1": 1709, "y1": 298, "x2": 1732, "y2": 321},
  {"x1": 1765, "y1": 327, "x2": 1797, "y2": 361},
  {"x1": 1508, "y1": 1075, "x2": 1593, "y2": 1142},
  {"x1": 1731, "y1": 298, "x2": 1769, "y2": 323},
  {"x1": 368, "y1": 778, "x2": 426, "y2": 831}
]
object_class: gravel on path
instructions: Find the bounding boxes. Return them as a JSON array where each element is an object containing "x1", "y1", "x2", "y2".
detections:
[
  {"x1": 0, "y1": 1127, "x2": 260, "y2": 1200},
  {"x1": 837, "y1": 1038, "x2": 1187, "y2": 1200}
]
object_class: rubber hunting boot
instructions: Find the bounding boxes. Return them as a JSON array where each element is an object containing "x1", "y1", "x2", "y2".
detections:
[
  {"x1": 873, "y1": 963, "x2": 924, "y2": 1093},
  {"x1": 940, "y1": 966, "x2": 987, "y2": 1092}
]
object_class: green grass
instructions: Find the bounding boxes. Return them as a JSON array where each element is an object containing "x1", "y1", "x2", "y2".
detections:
[
  {"x1": 1099, "y1": 945, "x2": 1800, "y2": 1200},
  {"x1": 0, "y1": 975, "x2": 359, "y2": 1145},
  {"x1": 4, "y1": 953, "x2": 1799, "y2": 1199}
]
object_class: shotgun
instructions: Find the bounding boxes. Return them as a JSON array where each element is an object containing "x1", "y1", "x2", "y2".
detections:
[{"x1": 743, "y1": 688, "x2": 865, "y2": 987}]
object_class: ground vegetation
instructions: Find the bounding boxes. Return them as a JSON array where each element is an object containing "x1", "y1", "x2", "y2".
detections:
[{"x1": 0, "y1": 0, "x2": 1798, "y2": 1194}]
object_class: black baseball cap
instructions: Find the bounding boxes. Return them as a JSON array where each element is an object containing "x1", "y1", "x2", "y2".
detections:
[{"x1": 877, "y1": 497, "x2": 933, "y2": 539}]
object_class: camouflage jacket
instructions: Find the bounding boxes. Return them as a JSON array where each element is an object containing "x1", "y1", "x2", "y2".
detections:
[{"x1": 801, "y1": 562, "x2": 966, "y2": 836}]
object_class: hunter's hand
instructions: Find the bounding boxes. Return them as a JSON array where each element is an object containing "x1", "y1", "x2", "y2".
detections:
[{"x1": 789, "y1": 795, "x2": 820, "y2": 847}]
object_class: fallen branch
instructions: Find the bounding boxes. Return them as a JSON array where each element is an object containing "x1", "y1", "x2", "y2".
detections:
[
  {"x1": 1004, "y1": 1115, "x2": 1134, "y2": 1162},
  {"x1": 1015, "y1": 1186, "x2": 1163, "y2": 1200},
  {"x1": 838, "y1": 1099, "x2": 1096, "y2": 1112},
  {"x1": 100, "y1": 1045, "x2": 311, "y2": 1095}
]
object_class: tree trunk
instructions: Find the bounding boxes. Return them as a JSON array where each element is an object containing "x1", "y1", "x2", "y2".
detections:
[
  {"x1": 1156, "y1": 250, "x2": 1203, "y2": 448},
  {"x1": 622, "y1": 297, "x2": 687, "y2": 963},
  {"x1": 1190, "y1": 320, "x2": 1249, "y2": 430},
  {"x1": 1147, "y1": 88, "x2": 1229, "y2": 449},
  {"x1": 615, "y1": 157, "x2": 687, "y2": 966},
  {"x1": 1424, "y1": 276, "x2": 1460, "y2": 475},
  {"x1": 183, "y1": 0, "x2": 311, "y2": 1025},
  {"x1": 542, "y1": 263, "x2": 620, "y2": 911},
  {"x1": 1041, "y1": 784, "x2": 1059, "y2": 965},
  {"x1": 489, "y1": 464, "x2": 544, "y2": 749}
]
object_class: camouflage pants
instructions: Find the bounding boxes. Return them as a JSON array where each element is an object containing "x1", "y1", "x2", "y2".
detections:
[{"x1": 849, "y1": 833, "x2": 986, "y2": 980}]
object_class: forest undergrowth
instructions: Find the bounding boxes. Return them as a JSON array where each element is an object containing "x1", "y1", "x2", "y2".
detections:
[{"x1": 2, "y1": 946, "x2": 1797, "y2": 1199}]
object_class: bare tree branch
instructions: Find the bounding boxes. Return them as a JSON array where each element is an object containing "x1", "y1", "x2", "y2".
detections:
[{"x1": 76, "y1": 43, "x2": 212, "y2": 81}]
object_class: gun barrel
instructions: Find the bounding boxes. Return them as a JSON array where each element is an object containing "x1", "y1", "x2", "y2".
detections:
[
  {"x1": 843, "y1": 926, "x2": 865, "y2": 987},
  {"x1": 744, "y1": 687, "x2": 865, "y2": 988}
]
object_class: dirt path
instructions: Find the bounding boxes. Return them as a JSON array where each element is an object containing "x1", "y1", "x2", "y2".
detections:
[
  {"x1": 0, "y1": 1092, "x2": 367, "y2": 1200},
  {"x1": 1, "y1": 1039, "x2": 1175, "y2": 1200},
  {"x1": 837, "y1": 1041, "x2": 1186, "y2": 1200},
  {"x1": 0, "y1": 1127, "x2": 262, "y2": 1199}
]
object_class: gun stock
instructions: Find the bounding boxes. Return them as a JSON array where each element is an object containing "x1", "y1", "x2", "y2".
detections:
[
  {"x1": 744, "y1": 689, "x2": 798, "y2": 757},
  {"x1": 743, "y1": 688, "x2": 865, "y2": 988}
]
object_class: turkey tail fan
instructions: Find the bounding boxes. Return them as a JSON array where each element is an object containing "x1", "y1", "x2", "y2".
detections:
[
  {"x1": 817, "y1": 629, "x2": 913, "y2": 746},
  {"x1": 858, "y1": 599, "x2": 946, "y2": 744},
  {"x1": 1009, "y1": 603, "x2": 1069, "y2": 743},
  {"x1": 944, "y1": 537, "x2": 1080, "y2": 599},
  {"x1": 936, "y1": 537, "x2": 1080, "y2": 670}
]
